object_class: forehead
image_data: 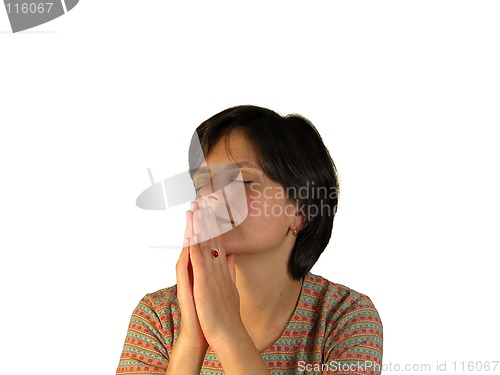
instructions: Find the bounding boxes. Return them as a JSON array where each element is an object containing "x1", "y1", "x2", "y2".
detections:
[{"x1": 204, "y1": 128, "x2": 260, "y2": 167}]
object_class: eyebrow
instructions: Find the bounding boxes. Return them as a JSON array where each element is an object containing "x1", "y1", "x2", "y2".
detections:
[
  {"x1": 235, "y1": 161, "x2": 261, "y2": 169},
  {"x1": 193, "y1": 161, "x2": 261, "y2": 177}
]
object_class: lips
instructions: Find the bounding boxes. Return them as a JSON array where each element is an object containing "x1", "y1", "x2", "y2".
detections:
[{"x1": 215, "y1": 216, "x2": 234, "y2": 225}]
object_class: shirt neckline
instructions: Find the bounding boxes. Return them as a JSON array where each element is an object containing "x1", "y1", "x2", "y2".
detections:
[{"x1": 258, "y1": 271, "x2": 313, "y2": 355}]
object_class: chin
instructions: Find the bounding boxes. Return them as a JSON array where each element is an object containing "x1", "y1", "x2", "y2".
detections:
[{"x1": 216, "y1": 221, "x2": 235, "y2": 234}]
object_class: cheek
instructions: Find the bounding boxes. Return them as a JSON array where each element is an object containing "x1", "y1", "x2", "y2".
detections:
[
  {"x1": 246, "y1": 192, "x2": 262, "y2": 219},
  {"x1": 244, "y1": 185, "x2": 290, "y2": 223},
  {"x1": 247, "y1": 197, "x2": 288, "y2": 223}
]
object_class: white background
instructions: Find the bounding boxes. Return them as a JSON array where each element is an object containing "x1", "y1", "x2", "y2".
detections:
[{"x1": 1, "y1": 1, "x2": 499, "y2": 374}]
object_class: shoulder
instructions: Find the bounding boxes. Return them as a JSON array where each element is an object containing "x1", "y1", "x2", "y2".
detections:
[
  {"x1": 305, "y1": 272, "x2": 383, "y2": 366},
  {"x1": 117, "y1": 286, "x2": 179, "y2": 372},
  {"x1": 134, "y1": 284, "x2": 180, "y2": 333},
  {"x1": 305, "y1": 271, "x2": 379, "y2": 311},
  {"x1": 304, "y1": 271, "x2": 382, "y2": 335},
  {"x1": 143, "y1": 284, "x2": 179, "y2": 310}
]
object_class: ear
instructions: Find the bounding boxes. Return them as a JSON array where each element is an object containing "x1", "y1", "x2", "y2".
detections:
[{"x1": 291, "y1": 210, "x2": 306, "y2": 231}]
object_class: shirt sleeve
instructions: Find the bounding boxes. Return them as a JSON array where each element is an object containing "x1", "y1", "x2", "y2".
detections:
[
  {"x1": 322, "y1": 295, "x2": 383, "y2": 375},
  {"x1": 116, "y1": 294, "x2": 170, "y2": 374}
]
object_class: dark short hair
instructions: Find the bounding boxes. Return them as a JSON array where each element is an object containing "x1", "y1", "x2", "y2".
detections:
[{"x1": 188, "y1": 105, "x2": 340, "y2": 280}]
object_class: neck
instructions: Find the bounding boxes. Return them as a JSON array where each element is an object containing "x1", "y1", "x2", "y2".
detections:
[{"x1": 233, "y1": 249, "x2": 304, "y2": 333}]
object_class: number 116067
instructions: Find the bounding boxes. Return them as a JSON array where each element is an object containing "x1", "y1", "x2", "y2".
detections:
[{"x1": 6, "y1": 2, "x2": 54, "y2": 14}]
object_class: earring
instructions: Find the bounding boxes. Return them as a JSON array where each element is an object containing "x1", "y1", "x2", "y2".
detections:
[{"x1": 291, "y1": 228, "x2": 298, "y2": 237}]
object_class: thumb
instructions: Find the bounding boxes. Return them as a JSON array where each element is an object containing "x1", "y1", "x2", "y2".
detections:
[{"x1": 226, "y1": 254, "x2": 236, "y2": 284}]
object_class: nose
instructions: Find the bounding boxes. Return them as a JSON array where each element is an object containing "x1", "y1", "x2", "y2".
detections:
[
  {"x1": 197, "y1": 191, "x2": 222, "y2": 207},
  {"x1": 197, "y1": 191, "x2": 231, "y2": 217}
]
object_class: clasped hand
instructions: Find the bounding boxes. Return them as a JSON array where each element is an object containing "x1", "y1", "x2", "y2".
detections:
[{"x1": 175, "y1": 199, "x2": 244, "y2": 352}]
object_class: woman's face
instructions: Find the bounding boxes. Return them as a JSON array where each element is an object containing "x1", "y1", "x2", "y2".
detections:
[{"x1": 192, "y1": 128, "x2": 300, "y2": 255}]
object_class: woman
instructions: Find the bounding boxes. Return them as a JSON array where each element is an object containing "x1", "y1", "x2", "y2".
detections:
[{"x1": 116, "y1": 105, "x2": 383, "y2": 374}]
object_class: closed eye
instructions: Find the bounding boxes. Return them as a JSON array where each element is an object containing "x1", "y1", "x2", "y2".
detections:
[{"x1": 195, "y1": 180, "x2": 253, "y2": 193}]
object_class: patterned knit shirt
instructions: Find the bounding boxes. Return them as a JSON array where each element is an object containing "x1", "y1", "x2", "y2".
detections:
[{"x1": 116, "y1": 271, "x2": 383, "y2": 374}]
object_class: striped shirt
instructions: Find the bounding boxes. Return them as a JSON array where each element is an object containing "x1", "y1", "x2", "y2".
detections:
[{"x1": 116, "y1": 271, "x2": 383, "y2": 374}]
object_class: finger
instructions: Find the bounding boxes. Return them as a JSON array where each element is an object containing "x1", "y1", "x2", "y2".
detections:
[
  {"x1": 189, "y1": 234, "x2": 205, "y2": 271},
  {"x1": 192, "y1": 203, "x2": 207, "y2": 244},
  {"x1": 178, "y1": 211, "x2": 191, "y2": 276},
  {"x1": 202, "y1": 203, "x2": 226, "y2": 260},
  {"x1": 191, "y1": 203, "x2": 216, "y2": 273},
  {"x1": 197, "y1": 202, "x2": 223, "y2": 262},
  {"x1": 176, "y1": 237, "x2": 192, "y2": 297},
  {"x1": 205, "y1": 203, "x2": 222, "y2": 240},
  {"x1": 226, "y1": 254, "x2": 236, "y2": 284},
  {"x1": 178, "y1": 210, "x2": 194, "y2": 288},
  {"x1": 178, "y1": 210, "x2": 192, "y2": 274},
  {"x1": 196, "y1": 202, "x2": 230, "y2": 277},
  {"x1": 190, "y1": 200, "x2": 198, "y2": 212},
  {"x1": 184, "y1": 209, "x2": 194, "y2": 239}
]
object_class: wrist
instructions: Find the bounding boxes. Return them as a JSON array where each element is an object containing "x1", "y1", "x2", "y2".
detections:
[
  {"x1": 175, "y1": 333, "x2": 209, "y2": 354},
  {"x1": 209, "y1": 325, "x2": 253, "y2": 354},
  {"x1": 166, "y1": 334, "x2": 208, "y2": 375},
  {"x1": 210, "y1": 329, "x2": 270, "y2": 375}
]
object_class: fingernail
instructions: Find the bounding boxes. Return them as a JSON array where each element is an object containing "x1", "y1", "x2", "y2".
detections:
[
  {"x1": 190, "y1": 201, "x2": 197, "y2": 211},
  {"x1": 184, "y1": 237, "x2": 189, "y2": 246},
  {"x1": 192, "y1": 235, "x2": 198, "y2": 243},
  {"x1": 199, "y1": 199, "x2": 206, "y2": 209}
]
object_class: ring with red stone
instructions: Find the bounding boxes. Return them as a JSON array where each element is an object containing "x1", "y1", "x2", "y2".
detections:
[{"x1": 211, "y1": 248, "x2": 219, "y2": 259}]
